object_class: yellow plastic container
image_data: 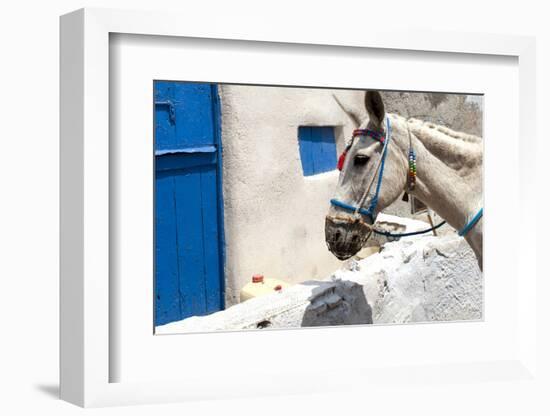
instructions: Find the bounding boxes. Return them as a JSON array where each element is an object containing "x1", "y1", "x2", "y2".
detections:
[{"x1": 240, "y1": 274, "x2": 291, "y2": 302}]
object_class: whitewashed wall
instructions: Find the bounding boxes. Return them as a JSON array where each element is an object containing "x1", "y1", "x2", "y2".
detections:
[{"x1": 219, "y1": 85, "x2": 366, "y2": 305}]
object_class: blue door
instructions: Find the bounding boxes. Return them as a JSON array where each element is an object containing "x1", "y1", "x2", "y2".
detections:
[{"x1": 154, "y1": 81, "x2": 225, "y2": 326}]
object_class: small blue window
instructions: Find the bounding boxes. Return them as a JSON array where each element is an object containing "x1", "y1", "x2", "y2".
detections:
[{"x1": 298, "y1": 126, "x2": 337, "y2": 176}]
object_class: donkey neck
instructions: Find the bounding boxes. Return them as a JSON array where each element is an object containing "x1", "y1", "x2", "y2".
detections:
[{"x1": 391, "y1": 116, "x2": 482, "y2": 231}]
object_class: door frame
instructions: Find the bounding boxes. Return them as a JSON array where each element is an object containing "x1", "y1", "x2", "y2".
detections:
[{"x1": 211, "y1": 84, "x2": 226, "y2": 310}]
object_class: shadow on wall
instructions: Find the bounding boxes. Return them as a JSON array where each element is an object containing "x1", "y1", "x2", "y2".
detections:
[{"x1": 300, "y1": 280, "x2": 373, "y2": 327}]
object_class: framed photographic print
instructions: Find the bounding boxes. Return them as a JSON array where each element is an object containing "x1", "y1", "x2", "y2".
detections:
[
  {"x1": 60, "y1": 7, "x2": 538, "y2": 408},
  {"x1": 150, "y1": 82, "x2": 483, "y2": 335}
]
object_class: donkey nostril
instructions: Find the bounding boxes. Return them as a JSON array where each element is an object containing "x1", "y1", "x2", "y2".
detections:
[
  {"x1": 334, "y1": 231, "x2": 341, "y2": 241},
  {"x1": 351, "y1": 235, "x2": 359, "y2": 244}
]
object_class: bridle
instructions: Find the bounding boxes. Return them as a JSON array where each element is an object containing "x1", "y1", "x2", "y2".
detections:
[
  {"x1": 331, "y1": 117, "x2": 393, "y2": 224},
  {"x1": 329, "y1": 116, "x2": 483, "y2": 238}
]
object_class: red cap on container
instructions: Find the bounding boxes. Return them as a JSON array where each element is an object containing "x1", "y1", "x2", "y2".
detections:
[{"x1": 252, "y1": 274, "x2": 264, "y2": 283}]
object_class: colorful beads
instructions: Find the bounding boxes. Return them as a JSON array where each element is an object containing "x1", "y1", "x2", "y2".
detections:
[{"x1": 408, "y1": 149, "x2": 417, "y2": 190}]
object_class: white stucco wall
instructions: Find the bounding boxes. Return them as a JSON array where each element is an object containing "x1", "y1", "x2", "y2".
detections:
[{"x1": 219, "y1": 85, "x2": 366, "y2": 305}]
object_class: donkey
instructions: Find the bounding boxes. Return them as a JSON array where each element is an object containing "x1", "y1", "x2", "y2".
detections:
[{"x1": 325, "y1": 91, "x2": 483, "y2": 269}]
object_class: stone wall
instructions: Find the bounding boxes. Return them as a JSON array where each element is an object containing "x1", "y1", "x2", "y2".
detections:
[
  {"x1": 339, "y1": 234, "x2": 482, "y2": 324},
  {"x1": 157, "y1": 216, "x2": 482, "y2": 334}
]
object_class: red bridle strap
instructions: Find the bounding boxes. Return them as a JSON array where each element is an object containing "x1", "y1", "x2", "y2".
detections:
[
  {"x1": 337, "y1": 128, "x2": 386, "y2": 171},
  {"x1": 352, "y1": 128, "x2": 385, "y2": 143}
]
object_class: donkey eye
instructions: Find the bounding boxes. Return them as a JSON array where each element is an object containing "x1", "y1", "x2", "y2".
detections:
[{"x1": 354, "y1": 154, "x2": 370, "y2": 166}]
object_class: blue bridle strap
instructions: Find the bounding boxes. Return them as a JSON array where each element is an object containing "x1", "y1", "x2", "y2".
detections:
[
  {"x1": 368, "y1": 120, "x2": 391, "y2": 214},
  {"x1": 330, "y1": 118, "x2": 392, "y2": 221},
  {"x1": 458, "y1": 208, "x2": 483, "y2": 236},
  {"x1": 330, "y1": 198, "x2": 373, "y2": 220}
]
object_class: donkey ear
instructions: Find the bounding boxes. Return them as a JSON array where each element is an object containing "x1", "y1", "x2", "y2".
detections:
[{"x1": 365, "y1": 90, "x2": 385, "y2": 128}]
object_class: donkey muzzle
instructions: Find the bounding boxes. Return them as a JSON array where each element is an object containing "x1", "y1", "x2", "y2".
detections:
[{"x1": 324, "y1": 215, "x2": 372, "y2": 260}]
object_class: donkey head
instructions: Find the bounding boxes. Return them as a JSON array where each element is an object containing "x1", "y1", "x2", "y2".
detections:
[{"x1": 325, "y1": 91, "x2": 407, "y2": 260}]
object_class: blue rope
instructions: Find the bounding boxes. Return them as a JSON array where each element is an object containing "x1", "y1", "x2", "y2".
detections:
[
  {"x1": 373, "y1": 220, "x2": 447, "y2": 237},
  {"x1": 330, "y1": 198, "x2": 447, "y2": 237},
  {"x1": 458, "y1": 208, "x2": 483, "y2": 236}
]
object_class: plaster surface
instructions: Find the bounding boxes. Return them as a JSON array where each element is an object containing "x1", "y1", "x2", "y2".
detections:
[{"x1": 219, "y1": 85, "x2": 366, "y2": 305}]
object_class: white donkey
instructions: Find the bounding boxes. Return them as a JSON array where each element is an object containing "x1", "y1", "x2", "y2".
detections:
[{"x1": 325, "y1": 91, "x2": 483, "y2": 269}]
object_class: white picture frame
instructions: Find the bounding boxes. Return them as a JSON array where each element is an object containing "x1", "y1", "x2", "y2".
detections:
[{"x1": 60, "y1": 8, "x2": 538, "y2": 407}]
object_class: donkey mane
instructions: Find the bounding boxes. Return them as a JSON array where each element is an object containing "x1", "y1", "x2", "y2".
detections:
[
  {"x1": 407, "y1": 117, "x2": 482, "y2": 144},
  {"x1": 390, "y1": 114, "x2": 483, "y2": 176}
]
